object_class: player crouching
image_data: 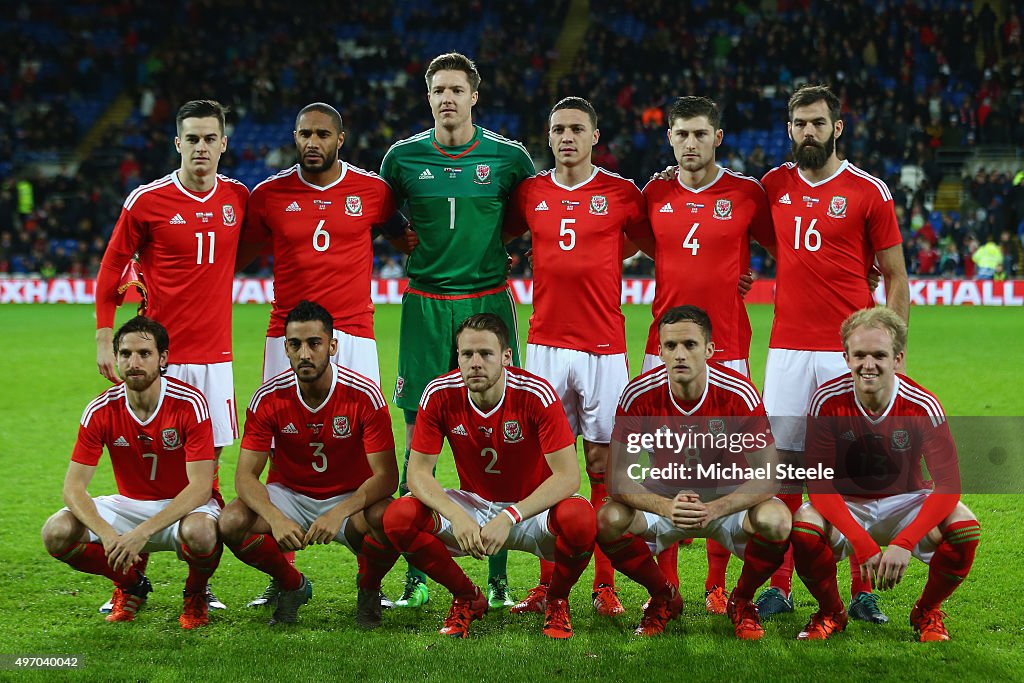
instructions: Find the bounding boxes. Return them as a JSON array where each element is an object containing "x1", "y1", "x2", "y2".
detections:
[
  {"x1": 793, "y1": 307, "x2": 979, "y2": 642},
  {"x1": 42, "y1": 317, "x2": 222, "y2": 629},
  {"x1": 219, "y1": 301, "x2": 400, "y2": 628},
  {"x1": 383, "y1": 314, "x2": 595, "y2": 639},
  {"x1": 597, "y1": 306, "x2": 790, "y2": 639}
]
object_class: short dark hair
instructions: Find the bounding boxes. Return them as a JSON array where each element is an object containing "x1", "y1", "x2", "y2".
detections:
[
  {"x1": 550, "y1": 96, "x2": 598, "y2": 129},
  {"x1": 176, "y1": 99, "x2": 228, "y2": 136},
  {"x1": 659, "y1": 305, "x2": 713, "y2": 343},
  {"x1": 295, "y1": 102, "x2": 343, "y2": 133},
  {"x1": 667, "y1": 96, "x2": 720, "y2": 130},
  {"x1": 285, "y1": 300, "x2": 333, "y2": 336},
  {"x1": 788, "y1": 84, "x2": 841, "y2": 124},
  {"x1": 455, "y1": 313, "x2": 510, "y2": 350},
  {"x1": 114, "y1": 316, "x2": 169, "y2": 373},
  {"x1": 425, "y1": 52, "x2": 481, "y2": 92}
]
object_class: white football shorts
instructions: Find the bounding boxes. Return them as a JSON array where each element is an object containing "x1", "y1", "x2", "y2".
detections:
[
  {"x1": 762, "y1": 348, "x2": 847, "y2": 451},
  {"x1": 266, "y1": 482, "x2": 357, "y2": 552},
  {"x1": 166, "y1": 362, "x2": 236, "y2": 447},
  {"x1": 76, "y1": 494, "x2": 221, "y2": 559},
  {"x1": 527, "y1": 344, "x2": 628, "y2": 443}
]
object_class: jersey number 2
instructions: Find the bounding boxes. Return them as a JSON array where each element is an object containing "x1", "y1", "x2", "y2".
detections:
[{"x1": 481, "y1": 447, "x2": 501, "y2": 474}]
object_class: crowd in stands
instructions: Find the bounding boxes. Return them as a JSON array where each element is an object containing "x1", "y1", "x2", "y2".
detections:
[{"x1": 2, "y1": 0, "x2": 1022, "y2": 280}]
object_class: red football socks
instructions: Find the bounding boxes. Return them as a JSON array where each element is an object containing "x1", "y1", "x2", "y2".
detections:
[
  {"x1": 656, "y1": 543, "x2": 680, "y2": 588},
  {"x1": 383, "y1": 497, "x2": 476, "y2": 599},
  {"x1": 587, "y1": 469, "x2": 615, "y2": 588},
  {"x1": 51, "y1": 541, "x2": 140, "y2": 588},
  {"x1": 734, "y1": 534, "x2": 788, "y2": 601},
  {"x1": 602, "y1": 534, "x2": 671, "y2": 599},
  {"x1": 181, "y1": 542, "x2": 222, "y2": 594},
  {"x1": 918, "y1": 520, "x2": 981, "y2": 611},
  {"x1": 705, "y1": 538, "x2": 732, "y2": 590},
  {"x1": 769, "y1": 493, "x2": 803, "y2": 595},
  {"x1": 547, "y1": 497, "x2": 596, "y2": 600},
  {"x1": 358, "y1": 536, "x2": 400, "y2": 591},
  {"x1": 230, "y1": 534, "x2": 302, "y2": 591},
  {"x1": 791, "y1": 521, "x2": 843, "y2": 613}
]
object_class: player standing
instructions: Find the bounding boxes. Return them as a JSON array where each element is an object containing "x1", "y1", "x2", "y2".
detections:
[
  {"x1": 793, "y1": 307, "x2": 979, "y2": 642},
  {"x1": 502, "y1": 96, "x2": 655, "y2": 617},
  {"x1": 756, "y1": 84, "x2": 910, "y2": 621},
  {"x1": 382, "y1": 314, "x2": 595, "y2": 638},
  {"x1": 93, "y1": 99, "x2": 247, "y2": 612},
  {"x1": 239, "y1": 102, "x2": 412, "y2": 386},
  {"x1": 640, "y1": 96, "x2": 776, "y2": 613},
  {"x1": 42, "y1": 317, "x2": 221, "y2": 629},
  {"x1": 380, "y1": 53, "x2": 535, "y2": 608},
  {"x1": 597, "y1": 306, "x2": 789, "y2": 640},
  {"x1": 219, "y1": 301, "x2": 399, "y2": 628}
]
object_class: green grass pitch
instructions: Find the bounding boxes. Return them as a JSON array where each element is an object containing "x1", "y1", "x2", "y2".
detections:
[{"x1": 0, "y1": 303, "x2": 1021, "y2": 682}]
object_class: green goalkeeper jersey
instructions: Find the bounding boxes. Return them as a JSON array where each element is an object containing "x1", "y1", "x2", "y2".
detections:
[{"x1": 380, "y1": 125, "x2": 535, "y2": 294}]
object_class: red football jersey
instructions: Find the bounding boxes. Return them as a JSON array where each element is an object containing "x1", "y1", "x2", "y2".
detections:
[
  {"x1": 618, "y1": 364, "x2": 773, "y2": 450},
  {"x1": 761, "y1": 161, "x2": 902, "y2": 351},
  {"x1": 72, "y1": 377, "x2": 215, "y2": 500},
  {"x1": 805, "y1": 373, "x2": 959, "y2": 557},
  {"x1": 95, "y1": 173, "x2": 249, "y2": 364},
  {"x1": 243, "y1": 163, "x2": 397, "y2": 338},
  {"x1": 242, "y1": 363, "x2": 394, "y2": 499},
  {"x1": 642, "y1": 168, "x2": 775, "y2": 361},
  {"x1": 413, "y1": 366, "x2": 576, "y2": 502},
  {"x1": 506, "y1": 167, "x2": 652, "y2": 354}
]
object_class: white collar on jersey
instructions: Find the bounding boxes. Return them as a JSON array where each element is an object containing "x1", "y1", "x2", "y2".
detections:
[
  {"x1": 853, "y1": 374, "x2": 900, "y2": 425},
  {"x1": 295, "y1": 161, "x2": 349, "y2": 191},
  {"x1": 467, "y1": 368, "x2": 508, "y2": 419},
  {"x1": 296, "y1": 363, "x2": 338, "y2": 414},
  {"x1": 549, "y1": 165, "x2": 599, "y2": 191},
  {"x1": 667, "y1": 368, "x2": 710, "y2": 416},
  {"x1": 124, "y1": 377, "x2": 167, "y2": 426},
  {"x1": 172, "y1": 170, "x2": 219, "y2": 202},
  {"x1": 795, "y1": 159, "x2": 849, "y2": 188},
  {"x1": 676, "y1": 165, "x2": 726, "y2": 193}
]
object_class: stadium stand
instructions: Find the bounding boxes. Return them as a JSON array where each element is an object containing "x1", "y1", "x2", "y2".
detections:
[{"x1": 1, "y1": 0, "x2": 1021, "y2": 278}]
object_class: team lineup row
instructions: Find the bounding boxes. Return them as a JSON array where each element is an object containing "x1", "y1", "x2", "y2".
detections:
[{"x1": 43, "y1": 52, "x2": 976, "y2": 641}]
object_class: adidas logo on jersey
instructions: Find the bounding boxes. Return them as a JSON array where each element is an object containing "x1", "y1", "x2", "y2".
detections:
[
  {"x1": 451, "y1": 424, "x2": 468, "y2": 436},
  {"x1": 113, "y1": 436, "x2": 130, "y2": 447},
  {"x1": 659, "y1": 203, "x2": 674, "y2": 213},
  {"x1": 840, "y1": 430, "x2": 857, "y2": 441},
  {"x1": 282, "y1": 422, "x2": 299, "y2": 434},
  {"x1": 285, "y1": 201, "x2": 301, "y2": 212},
  {"x1": 535, "y1": 201, "x2": 549, "y2": 211},
  {"x1": 169, "y1": 213, "x2": 186, "y2": 224},
  {"x1": 779, "y1": 193, "x2": 792, "y2": 205},
  {"x1": 419, "y1": 169, "x2": 434, "y2": 180}
]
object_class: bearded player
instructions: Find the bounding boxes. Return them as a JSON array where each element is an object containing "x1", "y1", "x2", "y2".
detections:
[
  {"x1": 219, "y1": 300, "x2": 399, "y2": 628},
  {"x1": 502, "y1": 96, "x2": 655, "y2": 617},
  {"x1": 237, "y1": 102, "x2": 409, "y2": 609},
  {"x1": 382, "y1": 314, "x2": 595, "y2": 639},
  {"x1": 793, "y1": 307, "x2": 978, "y2": 642},
  {"x1": 756, "y1": 84, "x2": 909, "y2": 622},
  {"x1": 380, "y1": 53, "x2": 536, "y2": 609},
  {"x1": 93, "y1": 100, "x2": 247, "y2": 613},
  {"x1": 42, "y1": 317, "x2": 221, "y2": 629}
]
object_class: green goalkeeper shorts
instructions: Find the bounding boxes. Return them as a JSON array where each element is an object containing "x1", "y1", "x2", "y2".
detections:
[{"x1": 394, "y1": 284, "x2": 521, "y2": 413}]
